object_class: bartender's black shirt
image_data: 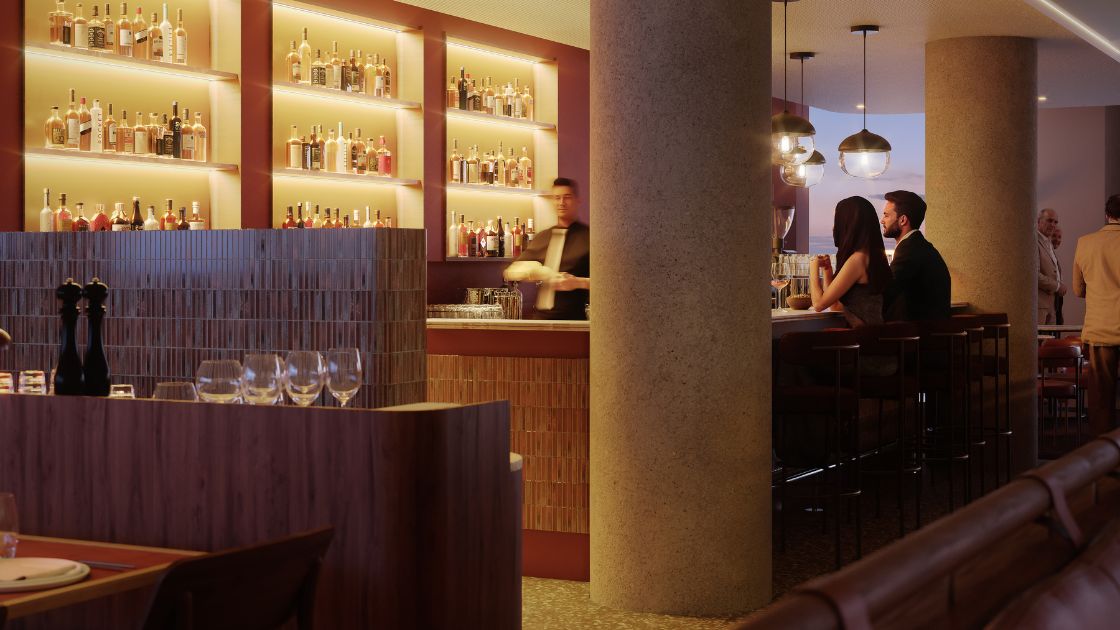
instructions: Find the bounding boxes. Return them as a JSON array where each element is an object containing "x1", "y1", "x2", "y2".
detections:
[{"x1": 516, "y1": 221, "x2": 590, "y2": 320}]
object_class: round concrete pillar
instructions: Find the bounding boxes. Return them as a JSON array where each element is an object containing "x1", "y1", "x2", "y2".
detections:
[
  {"x1": 926, "y1": 37, "x2": 1039, "y2": 470},
  {"x1": 589, "y1": 0, "x2": 773, "y2": 616}
]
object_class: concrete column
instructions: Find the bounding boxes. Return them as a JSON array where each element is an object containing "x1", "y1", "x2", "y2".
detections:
[
  {"x1": 590, "y1": 0, "x2": 773, "y2": 616},
  {"x1": 926, "y1": 37, "x2": 1038, "y2": 470}
]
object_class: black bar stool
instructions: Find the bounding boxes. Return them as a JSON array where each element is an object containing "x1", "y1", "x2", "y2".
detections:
[
  {"x1": 919, "y1": 318, "x2": 973, "y2": 510},
  {"x1": 976, "y1": 313, "x2": 1012, "y2": 486}
]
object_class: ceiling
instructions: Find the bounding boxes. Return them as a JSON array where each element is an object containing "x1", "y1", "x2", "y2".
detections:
[{"x1": 397, "y1": 0, "x2": 1120, "y2": 114}]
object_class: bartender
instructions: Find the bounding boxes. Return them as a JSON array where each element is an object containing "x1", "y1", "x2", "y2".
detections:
[{"x1": 505, "y1": 177, "x2": 591, "y2": 320}]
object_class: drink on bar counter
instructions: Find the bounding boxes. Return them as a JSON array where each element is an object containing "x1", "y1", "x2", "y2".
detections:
[
  {"x1": 447, "y1": 67, "x2": 534, "y2": 120},
  {"x1": 281, "y1": 27, "x2": 393, "y2": 98},
  {"x1": 48, "y1": 1, "x2": 188, "y2": 64}
]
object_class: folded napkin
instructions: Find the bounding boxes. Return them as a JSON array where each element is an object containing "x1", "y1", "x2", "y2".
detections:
[{"x1": 0, "y1": 558, "x2": 80, "y2": 582}]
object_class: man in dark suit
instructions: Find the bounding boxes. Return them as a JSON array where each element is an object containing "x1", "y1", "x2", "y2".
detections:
[{"x1": 880, "y1": 190, "x2": 951, "y2": 321}]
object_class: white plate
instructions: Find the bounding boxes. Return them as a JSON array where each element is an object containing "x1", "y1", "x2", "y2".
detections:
[{"x1": 0, "y1": 558, "x2": 90, "y2": 593}]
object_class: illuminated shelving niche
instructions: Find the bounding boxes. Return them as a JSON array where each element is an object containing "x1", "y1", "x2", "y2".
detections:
[
  {"x1": 443, "y1": 38, "x2": 558, "y2": 261},
  {"x1": 23, "y1": 0, "x2": 241, "y2": 231},
  {"x1": 271, "y1": 1, "x2": 423, "y2": 229}
]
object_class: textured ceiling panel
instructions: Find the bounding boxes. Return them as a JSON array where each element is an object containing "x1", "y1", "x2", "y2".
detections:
[{"x1": 395, "y1": 0, "x2": 590, "y2": 49}]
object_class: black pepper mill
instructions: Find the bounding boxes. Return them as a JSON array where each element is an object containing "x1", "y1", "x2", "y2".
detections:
[
  {"x1": 54, "y1": 278, "x2": 85, "y2": 396},
  {"x1": 82, "y1": 278, "x2": 111, "y2": 396}
]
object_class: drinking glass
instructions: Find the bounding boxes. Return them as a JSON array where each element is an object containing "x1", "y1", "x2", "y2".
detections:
[
  {"x1": 0, "y1": 493, "x2": 18, "y2": 559},
  {"x1": 196, "y1": 360, "x2": 243, "y2": 403},
  {"x1": 0, "y1": 372, "x2": 13, "y2": 394},
  {"x1": 108, "y1": 384, "x2": 136, "y2": 399},
  {"x1": 284, "y1": 351, "x2": 325, "y2": 407},
  {"x1": 242, "y1": 354, "x2": 285, "y2": 406},
  {"x1": 770, "y1": 262, "x2": 791, "y2": 310},
  {"x1": 152, "y1": 382, "x2": 199, "y2": 401},
  {"x1": 326, "y1": 348, "x2": 362, "y2": 408},
  {"x1": 17, "y1": 370, "x2": 46, "y2": 395}
]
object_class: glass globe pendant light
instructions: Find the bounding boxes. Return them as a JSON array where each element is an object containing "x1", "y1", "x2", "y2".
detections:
[
  {"x1": 771, "y1": 0, "x2": 815, "y2": 166},
  {"x1": 780, "y1": 52, "x2": 825, "y2": 187},
  {"x1": 839, "y1": 25, "x2": 891, "y2": 179}
]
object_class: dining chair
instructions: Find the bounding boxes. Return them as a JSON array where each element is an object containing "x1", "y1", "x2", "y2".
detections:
[{"x1": 141, "y1": 526, "x2": 334, "y2": 630}]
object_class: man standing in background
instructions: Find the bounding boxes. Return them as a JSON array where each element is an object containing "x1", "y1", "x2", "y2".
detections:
[
  {"x1": 1073, "y1": 194, "x2": 1120, "y2": 436},
  {"x1": 1037, "y1": 208, "x2": 1064, "y2": 325},
  {"x1": 1051, "y1": 227, "x2": 1064, "y2": 325}
]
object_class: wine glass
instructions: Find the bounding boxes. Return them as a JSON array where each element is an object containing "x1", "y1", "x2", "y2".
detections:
[
  {"x1": 153, "y1": 382, "x2": 199, "y2": 401},
  {"x1": 0, "y1": 493, "x2": 19, "y2": 559},
  {"x1": 770, "y1": 261, "x2": 791, "y2": 310},
  {"x1": 241, "y1": 354, "x2": 285, "y2": 406},
  {"x1": 284, "y1": 351, "x2": 325, "y2": 407},
  {"x1": 196, "y1": 360, "x2": 243, "y2": 403},
  {"x1": 326, "y1": 348, "x2": 362, "y2": 408}
]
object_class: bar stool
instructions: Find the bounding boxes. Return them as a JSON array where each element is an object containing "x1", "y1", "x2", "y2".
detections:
[
  {"x1": 1038, "y1": 340, "x2": 1084, "y2": 458},
  {"x1": 919, "y1": 318, "x2": 974, "y2": 510},
  {"x1": 774, "y1": 329, "x2": 862, "y2": 569},
  {"x1": 976, "y1": 313, "x2": 1012, "y2": 486},
  {"x1": 856, "y1": 322, "x2": 923, "y2": 537},
  {"x1": 952, "y1": 314, "x2": 990, "y2": 496}
]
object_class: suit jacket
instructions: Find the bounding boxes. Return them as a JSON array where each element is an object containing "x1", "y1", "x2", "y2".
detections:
[
  {"x1": 1055, "y1": 256, "x2": 1065, "y2": 325},
  {"x1": 1073, "y1": 223, "x2": 1120, "y2": 345},
  {"x1": 883, "y1": 231, "x2": 951, "y2": 322},
  {"x1": 516, "y1": 221, "x2": 590, "y2": 320},
  {"x1": 1038, "y1": 231, "x2": 1060, "y2": 315}
]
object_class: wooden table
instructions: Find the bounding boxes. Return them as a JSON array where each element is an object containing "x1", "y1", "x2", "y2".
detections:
[{"x1": 0, "y1": 535, "x2": 200, "y2": 621}]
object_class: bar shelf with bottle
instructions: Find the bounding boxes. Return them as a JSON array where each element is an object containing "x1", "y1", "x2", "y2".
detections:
[
  {"x1": 446, "y1": 182, "x2": 544, "y2": 197},
  {"x1": 271, "y1": 1, "x2": 423, "y2": 230},
  {"x1": 28, "y1": 147, "x2": 237, "y2": 171},
  {"x1": 26, "y1": 42, "x2": 238, "y2": 81},
  {"x1": 447, "y1": 108, "x2": 555, "y2": 131}
]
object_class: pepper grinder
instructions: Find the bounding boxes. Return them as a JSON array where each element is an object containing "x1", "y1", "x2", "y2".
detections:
[
  {"x1": 53, "y1": 278, "x2": 85, "y2": 396},
  {"x1": 82, "y1": 277, "x2": 111, "y2": 396}
]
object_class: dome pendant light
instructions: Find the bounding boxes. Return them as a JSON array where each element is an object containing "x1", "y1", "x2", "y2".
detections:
[
  {"x1": 771, "y1": 0, "x2": 815, "y2": 166},
  {"x1": 781, "y1": 52, "x2": 825, "y2": 188},
  {"x1": 839, "y1": 25, "x2": 891, "y2": 179}
]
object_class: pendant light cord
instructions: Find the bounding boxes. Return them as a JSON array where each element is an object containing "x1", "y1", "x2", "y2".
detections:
[
  {"x1": 800, "y1": 57, "x2": 806, "y2": 105},
  {"x1": 862, "y1": 29, "x2": 868, "y2": 129},
  {"x1": 783, "y1": 1, "x2": 789, "y2": 108}
]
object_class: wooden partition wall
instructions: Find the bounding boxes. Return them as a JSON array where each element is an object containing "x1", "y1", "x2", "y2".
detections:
[{"x1": 0, "y1": 396, "x2": 521, "y2": 630}]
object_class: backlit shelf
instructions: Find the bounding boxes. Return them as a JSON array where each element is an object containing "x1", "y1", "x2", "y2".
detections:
[
  {"x1": 25, "y1": 43, "x2": 239, "y2": 82},
  {"x1": 447, "y1": 182, "x2": 544, "y2": 197},
  {"x1": 447, "y1": 109, "x2": 556, "y2": 130},
  {"x1": 273, "y1": 83, "x2": 421, "y2": 110},
  {"x1": 274, "y1": 169, "x2": 420, "y2": 186},
  {"x1": 443, "y1": 256, "x2": 515, "y2": 262},
  {"x1": 27, "y1": 147, "x2": 238, "y2": 172}
]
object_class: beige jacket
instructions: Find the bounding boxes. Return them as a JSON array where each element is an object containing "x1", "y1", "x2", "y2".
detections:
[
  {"x1": 1073, "y1": 223, "x2": 1120, "y2": 345},
  {"x1": 1038, "y1": 230, "x2": 1060, "y2": 314}
]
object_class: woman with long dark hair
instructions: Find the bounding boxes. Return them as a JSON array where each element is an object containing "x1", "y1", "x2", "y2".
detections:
[{"x1": 809, "y1": 196, "x2": 893, "y2": 327}]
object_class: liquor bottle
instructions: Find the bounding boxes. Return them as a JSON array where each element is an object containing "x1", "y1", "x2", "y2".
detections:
[
  {"x1": 170, "y1": 101, "x2": 182, "y2": 158},
  {"x1": 513, "y1": 79, "x2": 524, "y2": 118},
  {"x1": 111, "y1": 202, "x2": 129, "y2": 231},
  {"x1": 189, "y1": 202, "x2": 205, "y2": 229},
  {"x1": 192, "y1": 112, "x2": 207, "y2": 162},
  {"x1": 523, "y1": 85, "x2": 534, "y2": 120},
  {"x1": 148, "y1": 11, "x2": 162, "y2": 61},
  {"x1": 54, "y1": 278, "x2": 85, "y2": 396},
  {"x1": 310, "y1": 49, "x2": 326, "y2": 86},
  {"x1": 352, "y1": 133, "x2": 366, "y2": 174},
  {"x1": 302, "y1": 204, "x2": 313, "y2": 228},
  {"x1": 81, "y1": 277, "x2": 111, "y2": 397},
  {"x1": 158, "y1": 4, "x2": 172, "y2": 63},
  {"x1": 504, "y1": 82, "x2": 515, "y2": 117},
  {"x1": 311, "y1": 205, "x2": 322, "y2": 228},
  {"x1": 309, "y1": 125, "x2": 321, "y2": 171},
  {"x1": 458, "y1": 66, "x2": 467, "y2": 110},
  {"x1": 334, "y1": 207, "x2": 344, "y2": 228},
  {"x1": 480, "y1": 148, "x2": 492, "y2": 185},
  {"x1": 466, "y1": 220, "x2": 478, "y2": 257},
  {"x1": 118, "y1": 109, "x2": 134, "y2": 153},
  {"x1": 64, "y1": 90, "x2": 80, "y2": 149},
  {"x1": 466, "y1": 145, "x2": 479, "y2": 184},
  {"x1": 88, "y1": 5, "x2": 105, "y2": 50},
  {"x1": 148, "y1": 112, "x2": 161, "y2": 155},
  {"x1": 321, "y1": 208, "x2": 334, "y2": 229},
  {"x1": 341, "y1": 214, "x2": 350, "y2": 228},
  {"x1": 45, "y1": 106, "x2": 66, "y2": 149},
  {"x1": 103, "y1": 103, "x2": 117, "y2": 152},
  {"x1": 173, "y1": 8, "x2": 186, "y2": 64},
  {"x1": 300, "y1": 133, "x2": 310, "y2": 170},
  {"x1": 132, "y1": 110, "x2": 146, "y2": 154},
  {"x1": 78, "y1": 97, "x2": 92, "y2": 151},
  {"x1": 364, "y1": 137, "x2": 377, "y2": 175},
  {"x1": 524, "y1": 218, "x2": 535, "y2": 248},
  {"x1": 73, "y1": 3, "x2": 88, "y2": 50},
  {"x1": 519, "y1": 147, "x2": 533, "y2": 188},
  {"x1": 468, "y1": 77, "x2": 481, "y2": 112},
  {"x1": 160, "y1": 113, "x2": 174, "y2": 157},
  {"x1": 329, "y1": 41, "x2": 342, "y2": 90},
  {"x1": 324, "y1": 128, "x2": 337, "y2": 173},
  {"x1": 129, "y1": 197, "x2": 143, "y2": 230},
  {"x1": 160, "y1": 198, "x2": 175, "y2": 229},
  {"x1": 493, "y1": 81, "x2": 505, "y2": 119},
  {"x1": 385, "y1": 216, "x2": 393, "y2": 228},
  {"x1": 286, "y1": 125, "x2": 301, "y2": 169},
  {"x1": 295, "y1": 203, "x2": 305, "y2": 228},
  {"x1": 504, "y1": 218, "x2": 513, "y2": 256},
  {"x1": 495, "y1": 142, "x2": 507, "y2": 187},
  {"x1": 484, "y1": 77, "x2": 495, "y2": 114},
  {"x1": 176, "y1": 207, "x2": 190, "y2": 230},
  {"x1": 71, "y1": 203, "x2": 90, "y2": 232},
  {"x1": 484, "y1": 220, "x2": 498, "y2": 257},
  {"x1": 39, "y1": 189, "x2": 53, "y2": 232},
  {"x1": 89, "y1": 99, "x2": 104, "y2": 152},
  {"x1": 91, "y1": 203, "x2": 110, "y2": 231},
  {"x1": 104, "y1": 3, "x2": 115, "y2": 51},
  {"x1": 449, "y1": 138, "x2": 462, "y2": 183},
  {"x1": 373, "y1": 209, "x2": 385, "y2": 229},
  {"x1": 143, "y1": 205, "x2": 159, "y2": 230},
  {"x1": 180, "y1": 107, "x2": 193, "y2": 159},
  {"x1": 363, "y1": 53, "x2": 375, "y2": 96},
  {"x1": 352, "y1": 209, "x2": 362, "y2": 227},
  {"x1": 446, "y1": 210, "x2": 457, "y2": 257},
  {"x1": 298, "y1": 28, "x2": 312, "y2": 84},
  {"x1": 49, "y1": 1, "x2": 74, "y2": 46},
  {"x1": 116, "y1": 2, "x2": 131, "y2": 56},
  {"x1": 512, "y1": 218, "x2": 523, "y2": 257},
  {"x1": 447, "y1": 77, "x2": 458, "y2": 108},
  {"x1": 132, "y1": 7, "x2": 148, "y2": 59},
  {"x1": 363, "y1": 206, "x2": 374, "y2": 228},
  {"x1": 282, "y1": 206, "x2": 297, "y2": 229},
  {"x1": 375, "y1": 135, "x2": 391, "y2": 176},
  {"x1": 285, "y1": 40, "x2": 300, "y2": 83},
  {"x1": 496, "y1": 216, "x2": 506, "y2": 257},
  {"x1": 335, "y1": 122, "x2": 348, "y2": 172},
  {"x1": 350, "y1": 50, "x2": 363, "y2": 92},
  {"x1": 380, "y1": 55, "x2": 390, "y2": 98},
  {"x1": 56, "y1": 193, "x2": 73, "y2": 231}
]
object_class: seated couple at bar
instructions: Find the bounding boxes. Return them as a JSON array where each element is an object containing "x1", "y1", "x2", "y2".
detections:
[
  {"x1": 503, "y1": 177, "x2": 591, "y2": 320},
  {"x1": 809, "y1": 190, "x2": 951, "y2": 327}
]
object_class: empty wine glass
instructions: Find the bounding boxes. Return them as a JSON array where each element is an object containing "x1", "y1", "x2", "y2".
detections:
[
  {"x1": 241, "y1": 354, "x2": 285, "y2": 406},
  {"x1": 284, "y1": 351, "x2": 325, "y2": 407},
  {"x1": 153, "y1": 382, "x2": 199, "y2": 401},
  {"x1": 108, "y1": 384, "x2": 136, "y2": 399},
  {"x1": 196, "y1": 360, "x2": 243, "y2": 404},
  {"x1": 326, "y1": 348, "x2": 362, "y2": 408},
  {"x1": 0, "y1": 493, "x2": 17, "y2": 559}
]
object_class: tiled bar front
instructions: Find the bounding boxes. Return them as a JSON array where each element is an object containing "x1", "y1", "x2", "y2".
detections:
[{"x1": 0, "y1": 229, "x2": 427, "y2": 409}]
